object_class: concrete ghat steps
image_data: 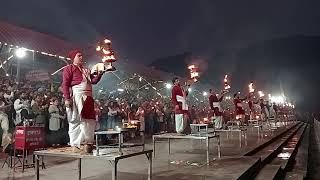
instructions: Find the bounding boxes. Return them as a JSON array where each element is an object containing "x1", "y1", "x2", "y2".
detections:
[
  {"x1": 255, "y1": 165, "x2": 283, "y2": 180},
  {"x1": 256, "y1": 125, "x2": 303, "y2": 164},
  {"x1": 254, "y1": 124, "x2": 307, "y2": 180},
  {"x1": 244, "y1": 123, "x2": 300, "y2": 156},
  {"x1": 270, "y1": 124, "x2": 306, "y2": 169},
  {"x1": 305, "y1": 119, "x2": 320, "y2": 179},
  {"x1": 282, "y1": 124, "x2": 309, "y2": 174},
  {"x1": 152, "y1": 156, "x2": 261, "y2": 180},
  {"x1": 285, "y1": 172, "x2": 304, "y2": 180},
  {"x1": 235, "y1": 123, "x2": 305, "y2": 179},
  {"x1": 245, "y1": 123, "x2": 302, "y2": 164}
]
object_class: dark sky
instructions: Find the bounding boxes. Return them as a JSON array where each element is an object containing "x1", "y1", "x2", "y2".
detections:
[{"x1": 1, "y1": 0, "x2": 320, "y2": 111}]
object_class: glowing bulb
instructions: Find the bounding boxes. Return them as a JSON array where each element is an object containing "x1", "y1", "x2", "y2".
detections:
[
  {"x1": 258, "y1": 91, "x2": 265, "y2": 97},
  {"x1": 15, "y1": 48, "x2": 27, "y2": 58},
  {"x1": 165, "y1": 83, "x2": 172, "y2": 89}
]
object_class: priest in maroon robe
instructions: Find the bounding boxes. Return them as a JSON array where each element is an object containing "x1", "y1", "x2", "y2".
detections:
[{"x1": 62, "y1": 50, "x2": 103, "y2": 153}]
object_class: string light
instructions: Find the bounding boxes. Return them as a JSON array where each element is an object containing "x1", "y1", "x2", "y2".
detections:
[{"x1": 0, "y1": 41, "x2": 69, "y2": 59}]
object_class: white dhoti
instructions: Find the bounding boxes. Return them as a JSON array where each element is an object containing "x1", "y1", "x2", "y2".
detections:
[
  {"x1": 175, "y1": 95, "x2": 188, "y2": 133},
  {"x1": 66, "y1": 75, "x2": 96, "y2": 148},
  {"x1": 175, "y1": 114, "x2": 186, "y2": 133},
  {"x1": 212, "y1": 102, "x2": 223, "y2": 129},
  {"x1": 67, "y1": 119, "x2": 96, "y2": 147},
  {"x1": 214, "y1": 116, "x2": 223, "y2": 129}
]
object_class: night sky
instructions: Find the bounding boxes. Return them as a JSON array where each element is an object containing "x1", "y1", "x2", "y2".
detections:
[{"x1": 1, "y1": 0, "x2": 320, "y2": 112}]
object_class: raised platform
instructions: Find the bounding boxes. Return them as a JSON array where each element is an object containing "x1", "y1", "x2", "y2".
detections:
[
  {"x1": 33, "y1": 147, "x2": 152, "y2": 180},
  {"x1": 153, "y1": 133, "x2": 221, "y2": 164},
  {"x1": 0, "y1": 122, "x2": 298, "y2": 180}
]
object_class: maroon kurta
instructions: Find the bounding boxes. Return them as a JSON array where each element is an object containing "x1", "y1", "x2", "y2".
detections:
[
  {"x1": 62, "y1": 64, "x2": 102, "y2": 119},
  {"x1": 234, "y1": 98, "x2": 245, "y2": 115},
  {"x1": 171, "y1": 84, "x2": 188, "y2": 114},
  {"x1": 209, "y1": 94, "x2": 223, "y2": 116}
]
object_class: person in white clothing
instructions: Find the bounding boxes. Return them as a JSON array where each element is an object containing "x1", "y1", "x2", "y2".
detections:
[
  {"x1": 62, "y1": 50, "x2": 104, "y2": 153},
  {"x1": 48, "y1": 98, "x2": 65, "y2": 146},
  {"x1": 49, "y1": 98, "x2": 65, "y2": 131},
  {"x1": 13, "y1": 92, "x2": 30, "y2": 126}
]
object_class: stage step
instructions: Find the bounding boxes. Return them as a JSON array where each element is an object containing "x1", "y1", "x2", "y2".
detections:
[
  {"x1": 285, "y1": 172, "x2": 304, "y2": 180},
  {"x1": 244, "y1": 123, "x2": 300, "y2": 156},
  {"x1": 253, "y1": 123, "x2": 306, "y2": 180},
  {"x1": 248, "y1": 124, "x2": 302, "y2": 163},
  {"x1": 152, "y1": 157, "x2": 261, "y2": 180},
  {"x1": 255, "y1": 165, "x2": 283, "y2": 180},
  {"x1": 269, "y1": 124, "x2": 306, "y2": 171},
  {"x1": 237, "y1": 123, "x2": 304, "y2": 179},
  {"x1": 284, "y1": 124, "x2": 309, "y2": 179},
  {"x1": 306, "y1": 119, "x2": 320, "y2": 179}
]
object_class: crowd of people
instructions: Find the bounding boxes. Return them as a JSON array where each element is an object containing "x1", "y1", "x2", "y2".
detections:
[
  {"x1": 0, "y1": 76, "x2": 173, "y2": 151},
  {"x1": 0, "y1": 71, "x2": 296, "y2": 153}
]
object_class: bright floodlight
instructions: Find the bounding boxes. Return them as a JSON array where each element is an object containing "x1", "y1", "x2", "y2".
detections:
[
  {"x1": 271, "y1": 96, "x2": 284, "y2": 104},
  {"x1": 203, "y1": 91, "x2": 208, "y2": 96},
  {"x1": 15, "y1": 48, "x2": 27, "y2": 58},
  {"x1": 117, "y1": 88, "x2": 124, "y2": 92},
  {"x1": 258, "y1": 91, "x2": 265, "y2": 97},
  {"x1": 165, "y1": 83, "x2": 172, "y2": 89},
  {"x1": 5, "y1": 73, "x2": 9, "y2": 77}
]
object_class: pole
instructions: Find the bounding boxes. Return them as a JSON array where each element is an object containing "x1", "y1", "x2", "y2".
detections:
[{"x1": 16, "y1": 58, "x2": 20, "y2": 83}]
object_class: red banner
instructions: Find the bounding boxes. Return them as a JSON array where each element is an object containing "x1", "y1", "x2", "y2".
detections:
[
  {"x1": 15, "y1": 126, "x2": 45, "y2": 150},
  {"x1": 25, "y1": 70, "x2": 50, "y2": 81}
]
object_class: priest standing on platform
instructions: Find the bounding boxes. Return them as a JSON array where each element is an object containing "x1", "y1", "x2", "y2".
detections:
[
  {"x1": 171, "y1": 77, "x2": 189, "y2": 134},
  {"x1": 62, "y1": 50, "x2": 104, "y2": 153},
  {"x1": 209, "y1": 89, "x2": 225, "y2": 129}
]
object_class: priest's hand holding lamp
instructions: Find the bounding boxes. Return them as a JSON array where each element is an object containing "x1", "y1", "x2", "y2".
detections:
[{"x1": 91, "y1": 38, "x2": 117, "y2": 74}]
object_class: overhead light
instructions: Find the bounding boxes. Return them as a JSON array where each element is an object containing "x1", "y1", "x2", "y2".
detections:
[
  {"x1": 15, "y1": 48, "x2": 27, "y2": 58},
  {"x1": 117, "y1": 88, "x2": 124, "y2": 92},
  {"x1": 165, "y1": 83, "x2": 172, "y2": 89}
]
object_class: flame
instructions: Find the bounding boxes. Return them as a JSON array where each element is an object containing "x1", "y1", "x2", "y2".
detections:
[
  {"x1": 102, "y1": 49, "x2": 111, "y2": 55},
  {"x1": 191, "y1": 72, "x2": 199, "y2": 78},
  {"x1": 188, "y1": 64, "x2": 196, "y2": 69},
  {"x1": 224, "y1": 84, "x2": 231, "y2": 90},
  {"x1": 224, "y1": 75, "x2": 228, "y2": 83},
  {"x1": 109, "y1": 55, "x2": 115, "y2": 59},
  {"x1": 104, "y1": 39, "x2": 111, "y2": 44},
  {"x1": 224, "y1": 74, "x2": 231, "y2": 90},
  {"x1": 249, "y1": 82, "x2": 255, "y2": 93}
]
